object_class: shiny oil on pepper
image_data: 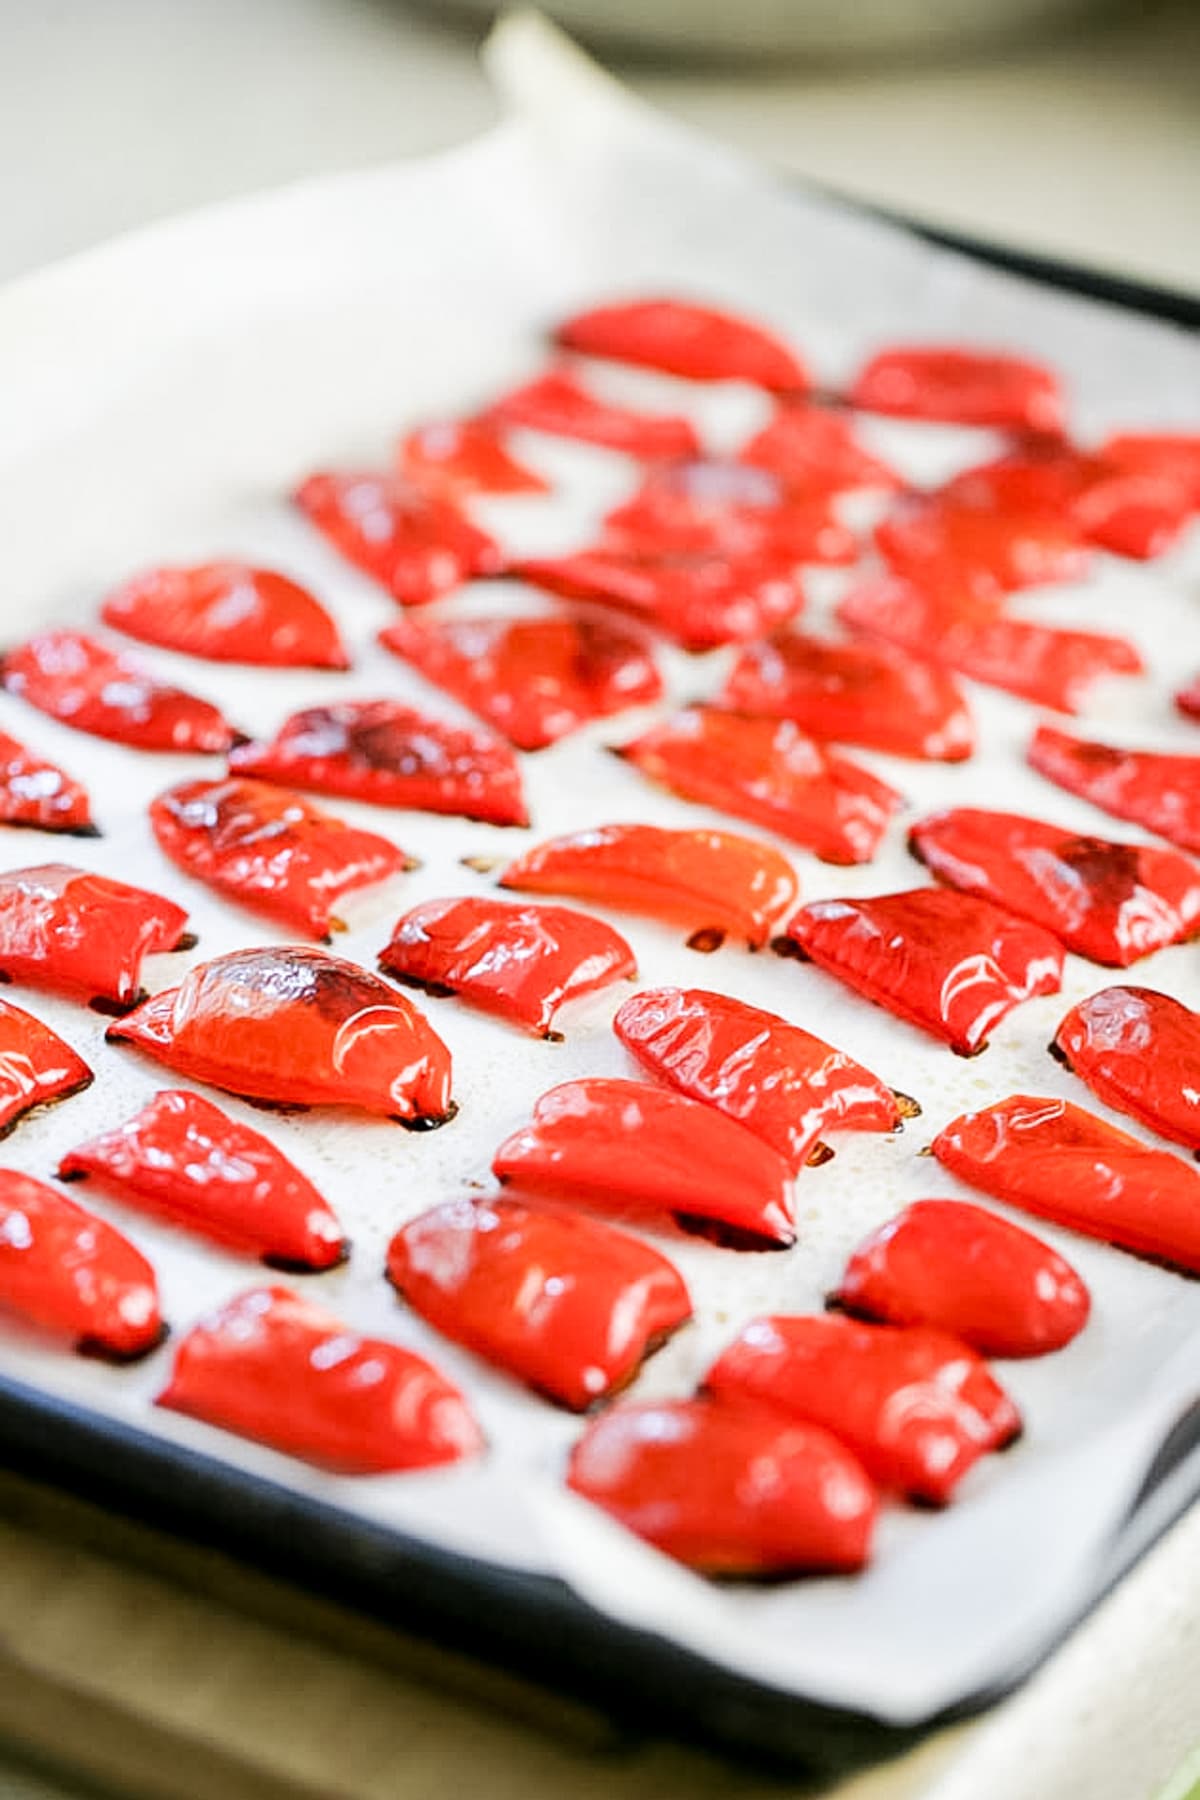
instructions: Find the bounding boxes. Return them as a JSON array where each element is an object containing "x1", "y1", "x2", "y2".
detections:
[
  {"x1": 941, "y1": 444, "x2": 1192, "y2": 560},
  {"x1": 100, "y1": 564, "x2": 350, "y2": 668},
  {"x1": 0, "y1": 730, "x2": 96, "y2": 836},
  {"x1": 0, "y1": 999, "x2": 92, "y2": 1138},
  {"x1": 396, "y1": 418, "x2": 549, "y2": 497},
  {"x1": 294, "y1": 471, "x2": 502, "y2": 605},
  {"x1": 1098, "y1": 433, "x2": 1200, "y2": 509},
  {"x1": 737, "y1": 402, "x2": 901, "y2": 496},
  {"x1": 2, "y1": 630, "x2": 236, "y2": 754},
  {"x1": 0, "y1": 864, "x2": 191, "y2": 1009},
  {"x1": 1051, "y1": 987, "x2": 1200, "y2": 1155},
  {"x1": 849, "y1": 344, "x2": 1064, "y2": 433},
  {"x1": 555, "y1": 297, "x2": 809, "y2": 392},
  {"x1": 602, "y1": 460, "x2": 858, "y2": 564},
  {"x1": 1028, "y1": 725, "x2": 1200, "y2": 855},
  {"x1": 484, "y1": 369, "x2": 701, "y2": 460},
  {"x1": 875, "y1": 497, "x2": 1089, "y2": 602}
]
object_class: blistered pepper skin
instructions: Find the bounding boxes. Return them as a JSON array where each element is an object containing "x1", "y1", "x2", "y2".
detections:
[
  {"x1": 1051, "y1": 987, "x2": 1200, "y2": 1155},
  {"x1": 59, "y1": 1090, "x2": 348, "y2": 1270},
  {"x1": 738, "y1": 403, "x2": 901, "y2": 497},
  {"x1": 107, "y1": 947, "x2": 454, "y2": 1124},
  {"x1": 555, "y1": 298, "x2": 809, "y2": 392},
  {"x1": 0, "y1": 999, "x2": 92, "y2": 1138},
  {"x1": 380, "y1": 897, "x2": 636, "y2": 1037},
  {"x1": 0, "y1": 1169, "x2": 162, "y2": 1359},
  {"x1": 1028, "y1": 726, "x2": 1200, "y2": 856},
  {"x1": 933, "y1": 1094, "x2": 1200, "y2": 1272},
  {"x1": 910, "y1": 807, "x2": 1200, "y2": 967},
  {"x1": 834, "y1": 1199, "x2": 1090, "y2": 1358},
  {"x1": 387, "y1": 1196, "x2": 692, "y2": 1410},
  {"x1": 484, "y1": 369, "x2": 700, "y2": 460},
  {"x1": 294, "y1": 471, "x2": 502, "y2": 605},
  {"x1": 613, "y1": 987, "x2": 901, "y2": 1169},
  {"x1": 158, "y1": 1285, "x2": 483, "y2": 1473},
  {"x1": 849, "y1": 345, "x2": 1064, "y2": 433},
  {"x1": 785, "y1": 888, "x2": 1064, "y2": 1055},
  {"x1": 2, "y1": 631, "x2": 235, "y2": 754},
  {"x1": 396, "y1": 419, "x2": 549, "y2": 497},
  {"x1": 0, "y1": 731, "x2": 96, "y2": 836},
  {"x1": 492, "y1": 1077, "x2": 796, "y2": 1248},
  {"x1": 567, "y1": 1397, "x2": 879, "y2": 1575},
  {"x1": 705, "y1": 1314, "x2": 1020, "y2": 1505},
  {"x1": 603, "y1": 461, "x2": 858, "y2": 565},
  {"x1": 0, "y1": 864, "x2": 190, "y2": 1008},
  {"x1": 100, "y1": 564, "x2": 349, "y2": 669},
  {"x1": 875, "y1": 499, "x2": 1088, "y2": 603}
]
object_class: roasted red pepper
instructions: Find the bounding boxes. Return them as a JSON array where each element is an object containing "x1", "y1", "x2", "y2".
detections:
[
  {"x1": 721, "y1": 632, "x2": 976, "y2": 762},
  {"x1": 1028, "y1": 725, "x2": 1200, "y2": 855},
  {"x1": 2, "y1": 631, "x2": 235, "y2": 754},
  {"x1": 876, "y1": 498, "x2": 1088, "y2": 602},
  {"x1": 379, "y1": 896, "x2": 636, "y2": 1037},
  {"x1": 294, "y1": 471, "x2": 502, "y2": 605},
  {"x1": 100, "y1": 564, "x2": 350, "y2": 669},
  {"x1": 229, "y1": 700, "x2": 528, "y2": 828},
  {"x1": 59, "y1": 1089, "x2": 347, "y2": 1270},
  {"x1": 484, "y1": 369, "x2": 700, "y2": 460},
  {"x1": 1179, "y1": 677, "x2": 1200, "y2": 722},
  {"x1": 387, "y1": 1195, "x2": 691, "y2": 1409},
  {"x1": 492, "y1": 1077, "x2": 796, "y2": 1248},
  {"x1": 158, "y1": 1285, "x2": 483, "y2": 1472},
  {"x1": 933, "y1": 1093, "x2": 1200, "y2": 1272},
  {"x1": 615, "y1": 707, "x2": 901, "y2": 865},
  {"x1": 566, "y1": 1397, "x2": 878, "y2": 1575},
  {"x1": 849, "y1": 345, "x2": 1064, "y2": 434},
  {"x1": 1098, "y1": 433, "x2": 1200, "y2": 509},
  {"x1": 704, "y1": 1314, "x2": 1020, "y2": 1505},
  {"x1": 0, "y1": 999, "x2": 92, "y2": 1138},
  {"x1": 941, "y1": 445, "x2": 1192, "y2": 560},
  {"x1": 396, "y1": 418, "x2": 548, "y2": 497},
  {"x1": 833, "y1": 1199, "x2": 1089, "y2": 1358},
  {"x1": 603, "y1": 461, "x2": 858, "y2": 564},
  {"x1": 555, "y1": 297, "x2": 808, "y2": 392},
  {"x1": 498, "y1": 823, "x2": 799, "y2": 950},
  {"x1": 737, "y1": 403, "x2": 901, "y2": 496},
  {"x1": 107, "y1": 946, "x2": 454, "y2": 1124},
  {"x1": 785, "y1": 888, "x2": 1064, "y2": 1055},
  {"x1": 613, "y1": 987, "x2": 902, "y2": 1169},
  {"x1": 0, "y1": 864, "x2": 190, "y2": 1009},
  {"x1": 0, "y1": 1169, "x2": 162, "y2": 1359},
  {"x1": 909, "y1": 807, "x2": 1200, "y2": 966},
  {"x1": 149, "y1": 776, "x2": 413, "y2": 940},
  {"x1": 1051, "y1": 987, "x2": 1200, "y2": 1155},
  {"x1": 0, "y1": 731, "x2": 96, "y2": 837}
]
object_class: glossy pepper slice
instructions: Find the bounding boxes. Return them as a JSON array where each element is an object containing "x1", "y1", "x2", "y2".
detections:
[
  {"x1": 613, "y1": 987, "x2": 901, "y2": 1169},
  {"x1": 909, "y1": 807, "x2": 1200, "y2": 966},
  {"x1": 294, "y1": 471, "x2": 502, "y2": 606},
  {"x1": 59, "y1": 1090, "x2": 347, "y2": 1270},
  {"x1": 567, "y1": 1397, "x2": 878, "y2": 1575},
  {"x1": 2, "y1": 630, "x2": 235, "y2": 754},
  {"x1": 849, "y1": 345, "x2": 1064, "y2": 433},
  {"x1": 0, "y1": 999, "x2": 92, "y2": 1138},
  {"x1": 1051, "y1": 987, "x2": 1200, "y2": 1155},
  {"x1": 941, "y1": 445, "x2": 1192, "y2": 561},
  {"x1": 229, "y1": 700, "x2": 528, "y2": 829},
  {"x1": 737, "y1": 403, "x2": 901, "y2": 496},
  {"x1": 100, "y1": 564, "x2": 349, "y2": 669},
  {"x1": 615, "y1": 707, "x2": 902, "y2": 865},
  {"x1": 396, "y1": 419, "x2": 548, "y2": 497},
  {"x1": 379, "y1": 897, "x2": 635, "y2": 1037},
  {"x1": 0, "y1": 731, "x2": 96, "y2": 837},
  {"x1": 875, "y1": 498, "x2": 1088, "y2": 603},
  {"x1": 498, "y1": 823, "x2": 799, "y2": 950},
  {"x1": 833, "y1": 1199, "x2": 1089, "y2": 1358},
  {"x1": 149, "y1": 776, "x2": 412, "y2": 940},
  {"x1": 379, "y1": 612, "x2": 662, "y2": 752},
  {"x1": 933, "y1": 1093, "x2": 1200, "y2": 1272},
  {"x1": 603, "y1": 461, "x2": 858, "y2": 564},
  {"x1": 0, "y1": 864, "x2": 190, "y2": 1009},
  {"x1": 484, "y1": 369, "x2": 700, "y2": 460},
  {"x1": 1028, "y1": 725, "x2": 1200, "y2": 855},
  {"x1": 1098, "y1": 433, "x2": 1200, "y2": 509},
  {"x1": 107, "y1": 946, "x2": 454, "y2": 1124},
  {"x1": 786, "y1": 888, "x2": 1064, "y2": 1055},
  {"x1": 158, "y1": 1285, "x2": 482, "y2": 1473},
  {"x1": 0, "y1": 1169, "x2": 162, "y2": 1359},
  {"x1": 555, "y1": 298, "x2": 808, "y2": 392},
  {"x1": 721, "y1": 632, "x2": 975, "y2": 762},
  {"x1": 493, "y1": 1078, "x2": 796, "y2": 1248},
  {"x1": 387, "y1": 1196, "x2": 691, "y2": 1409},
  {"x1": 705, "y1": 1314, "x2": 1020, "y2": 1505},
  {"x1": 1179, "y1": 676, "x2": 1200, "y2": 723}
]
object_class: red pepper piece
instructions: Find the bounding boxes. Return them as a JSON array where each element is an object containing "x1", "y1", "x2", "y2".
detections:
[
  {"x1": 876, "y1": 497, "x2": 1089, "y2": 603},
  {"x1": 1099, "y1": 433, "x2": 1200, "y2": 509},
  {"x1": 616, "y1": 707, "x2": 901, "y2": 865},
  {"x1": 498, "y1": 823, "x2": 799, "y2": 950},
  {"x1": 603, "y1": 461, "x2": 858, "y2": 564},
  {"x1": 107, "y1": 946, "x2": 454, "y2": 1124},
  {"x1": 738, "y1": 402, "x2": 902, "y2": 497},
  {"x1": 1028, "y1": 725, "x2": 1200, "y2": 855},
  {"x1": 158, "y1": 1285, "x2": 482, "y2": 1473},
  {"x1": 613, "y1": 987, "x2": 901, "y2": 1169},
  {"x1": 566, "y1": 1397, "x2": 878, "y2": 1574},
  {"x1": 229, "y1": 700, "x2": 528, "y2": 829},
  {"x1": 379, "y1": 896, "x2": 635, "y2": 1037},
  {"x1": 149, "y1": 777, "x2": 412, "y2": 940},
  {"x1": 721, "y1": 632, "x2": 976, "y2": 762},
  {"x1": 849, "y1": 345, "x2": 1064, "y2": 433},
  {"x1": 943, "y1": 446, "x2": 1192, "y2": 561},
  {"x1": 294, "y1": 471, "x2": 502, "y2": 606},
  {"x1": 379, "y1": 612, "x2": 662, "y2": 752},
  {"x1": 909, "y1": 807, "x2": 1200, "y2": 966},
  {"x1": 0, "y1": 864, "x2": 190, "y2": 1009},
  {"x1": 705, "y1": 1314, "x2": 1020, "y2": 1505},
  {"x1": 59, "y1": 1090, "x2": 347, "y2": 1270},
  {"x1": 834, "y1": 1199, "x2": 1089, "y2": 1358},
  {"x1": 1051, "y1": 987, "x2": 1200, "y2": 1155},
  {"x1": 0, "y1": 999, "x2": 92, "y2": 1138},
  {"x1": 785, "y1": 888, "x2": 1064, "y2": 1055},
  {"x1": 555, "y1": 298, "x2": 808, "y2": 392},
  {"x1": 386, "y1": 1195, "x2": 691, "y2": 1409},
  {"x1": 933, "y1": 1093, "x2": 1200, "y2": 1272},
  {"x1": 493, "y1": 1077, "x2": 796, "y2": 1247},
  {"x1": 484, "y1": 369, "x2": 700, "y2": 460},
  {"x1": 0, "y1": 1169, "x2": 162, "y2": 1359},
  {"x1": 837, "y1": 577, "x2": 1142, "y2": 714},
  {"x1": 100, "y1": 564, "x2": 350, "y2": 669},
  {"x1": 1179, "y1": 676, "x2": 1200, "y2": 722},
  {"x1": 2, "y1": 631, "x2": 235, "y2": 754},
  {"x1": 0, "y1": 730, "x2": 96, "y2": 836},
  {"x1": 396, "y1": 419, "x2": 548, "y2": 497}
]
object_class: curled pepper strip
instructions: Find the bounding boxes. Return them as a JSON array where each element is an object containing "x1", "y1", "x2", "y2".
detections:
[
  {"x1": 0, "y1": 999, "x2": 92, "y2": 1139},
  {"x1": 59, "y1": 1089, "x2": 347, "y2": 1270},
  {"x1": 0, "y1": 730, "x2": 96, "y2": 837},
  {"x1": 848, "y1": 344, "x2": 1064, "y2": 434},
  {"x1": 158, "y1": 1285, "x2": 483, "y2": 1473},
  {"x1": 2, "y1": 630, "x2": 236, "y2": 754},
  {"x1": 483, "y1": 369, "x2": 700, "y2": 460},
  {"x1": 1098, "y1": 433, "x2": 1200, "y2": 509},
  {"x1": 294, "y1": 471, "x2": 502, "y2": 606},
  {"x1": 387, "y1": 1196, "x2": 691, "y2": 1410},
  {"x1": 875, "y1": 497, "x2": 1089, "y2": 603},
  {"x1": 737, "y1": 403, "x2": 902, "y2": 497},
  {"x1": 100, "y1": 564, "x2": 350, "y2": 669},
  {"x1": 396, "y1": 419, "x2": 549, "y2": 497},
  {"x1": 704, "y1": 1314, "x2": 1020, "y2": 1506},
  {"x1": 0, "y1": 864, "x2": 190, "y2": 1009},
  {"x1": 1051, "y1": 987, "x2": 1200, "y2": 1156},
  {"x1": 603, "y1": 460, "x2": 858, "y2": 564},
  {"x1": 942, "y1": 445, "x2": 1193, "y2": 561},
  {"x1": 567, "y1": 1397, "x2": 878, "y2": 1575},
  {"x1": 1028, "y1": 725, "x2": 1200, "y2": 854},
  {"x1": 555, "y1": 297, "x2": 809, "y2": 392}
]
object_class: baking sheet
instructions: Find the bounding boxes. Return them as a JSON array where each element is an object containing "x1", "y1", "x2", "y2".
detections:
[{"x1": 0, "y1": 10, "x2": 1198, "y2": 1730}]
